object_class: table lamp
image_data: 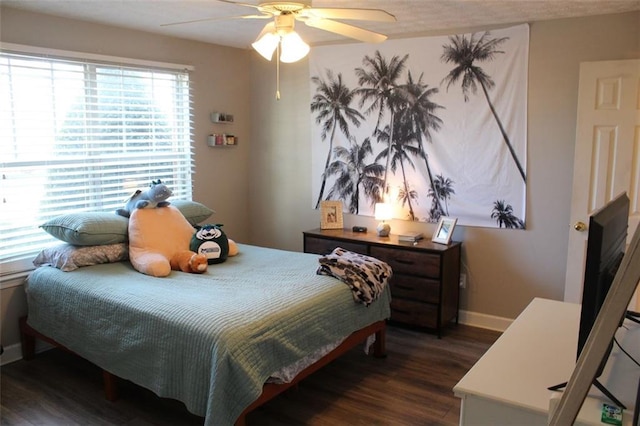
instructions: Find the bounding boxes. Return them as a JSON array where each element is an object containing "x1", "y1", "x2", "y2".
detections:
[{"x1": 375, "y1": 203, "x2": 392, "y2": 237}]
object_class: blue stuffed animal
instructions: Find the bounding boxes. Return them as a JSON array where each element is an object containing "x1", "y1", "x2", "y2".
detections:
[{"x1": 116, "y1": 179, "x2": 173, "y2": 218}]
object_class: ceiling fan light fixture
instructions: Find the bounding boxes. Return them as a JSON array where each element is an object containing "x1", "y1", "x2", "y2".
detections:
[
  {"x1": 279, "y1": 31, "x2": 309, "y2": 63},
  {"x1": 252, "y1": 31, "x2": 279, "y2": 61},
  {"x1": 252, "y1": 13, "x2": 309, "y2": 63}
]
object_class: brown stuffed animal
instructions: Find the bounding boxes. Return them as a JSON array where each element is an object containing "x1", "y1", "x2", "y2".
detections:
[
  {"x1": 228, "y1": 239, "x2": 239, "y2": 257},
  {"x1": 128, "y1": 206, "x2": 209, "y2": 277},
  {"x1": 170, "y1": 250, "x2": 208, "y2": 274}
]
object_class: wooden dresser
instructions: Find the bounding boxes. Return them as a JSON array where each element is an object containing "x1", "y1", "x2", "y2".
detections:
[{"x1": 303, "y1": 228, "x2": 461, "y2": 337}]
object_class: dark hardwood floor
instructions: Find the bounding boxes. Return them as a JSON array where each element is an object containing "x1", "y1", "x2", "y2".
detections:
[{"x1": 1, "y1": 324, "x2": 500, "y2": 425}]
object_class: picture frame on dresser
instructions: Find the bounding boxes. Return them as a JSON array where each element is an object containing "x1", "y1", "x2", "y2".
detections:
[
  {"x1": 320, "y1": 200, "x2": 344, "y2": 230},
  {"x1": 432, "y1": 217, "x2": 457, "y2": 244}
]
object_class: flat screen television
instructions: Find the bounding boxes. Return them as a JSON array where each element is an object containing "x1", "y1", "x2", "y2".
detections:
[
  {"x1": 550, "y1": 192, "x2": 630, "y2": 407},
  {"x1": 578, "y1": 193, "x2": 629, "y2": 363},
  {"x1": 549, "y1": 195, "x2": 640, "y2": 424}
]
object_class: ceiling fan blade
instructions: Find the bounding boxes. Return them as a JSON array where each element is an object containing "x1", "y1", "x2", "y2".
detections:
[
  {"x1": 305, "y1": 8, "x2": 396, "y2": 22},
  {"x1": 161, "y1": 14, "x2": 270, "y2": 27},
  {"x1": 214, "y1": 0, "x2": 262, "y2": 10},
  {"x1": 304, "y1": 19, "x2": 388, "y2": 43}
]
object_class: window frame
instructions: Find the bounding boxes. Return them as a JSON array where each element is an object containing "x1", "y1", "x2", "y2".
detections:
[{"x1": 0, "y1": 44, "x2": 195, "y2": 278}]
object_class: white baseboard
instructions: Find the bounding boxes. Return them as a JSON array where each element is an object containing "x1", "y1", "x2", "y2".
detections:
[
  {"x1": 0, "y1": 341, "x2": 54, "y2": 366},
  {"x1": 458, "y1": 309, "x2": 513, "y2": 333},
  {"x1": 0, "y1": 343, "x2": 22, "y2": 365}
]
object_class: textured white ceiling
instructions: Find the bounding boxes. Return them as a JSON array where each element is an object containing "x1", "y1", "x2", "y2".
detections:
[{"x1": 3, "y1": 0, "x2": 639, "y2": 49}]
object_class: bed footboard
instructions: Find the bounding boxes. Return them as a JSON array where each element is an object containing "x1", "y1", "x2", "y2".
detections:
[
  {"x1": 19, "y1": 316, "x2": 386, "y2": 424},
  {"x1": 234, "y1": 320, "x2": 387, "y2": 426}
]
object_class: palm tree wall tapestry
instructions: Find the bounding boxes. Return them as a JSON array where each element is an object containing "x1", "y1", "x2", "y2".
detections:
[{"x1": 310, "y1": 24, "x2": 528, "y2": 229}]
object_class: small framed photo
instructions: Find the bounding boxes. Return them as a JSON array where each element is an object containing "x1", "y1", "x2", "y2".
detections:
[
  {"x1": 432, "y1": 217, "x2": 457, "y2": 245},
  {"x1": 320, "y1": 200, "x2": 344, "y2": 230}
]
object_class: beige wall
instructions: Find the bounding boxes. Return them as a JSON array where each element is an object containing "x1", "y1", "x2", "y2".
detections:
[
  {"x1": 1, "y1": 7, "x2": 639, "y2": 354},
  {"x1": 248, "y1": 12, "x2": 640, "y2": 321}
]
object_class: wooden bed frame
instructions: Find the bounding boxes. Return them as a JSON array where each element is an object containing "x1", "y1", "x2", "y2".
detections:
[{"x1": 19, "y1": 316, "x2": 387, "y2": 426}]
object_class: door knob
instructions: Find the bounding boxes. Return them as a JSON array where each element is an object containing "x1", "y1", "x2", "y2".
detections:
[{"x1": 574, "y1": 221, "x2": 587, "y2": 232}]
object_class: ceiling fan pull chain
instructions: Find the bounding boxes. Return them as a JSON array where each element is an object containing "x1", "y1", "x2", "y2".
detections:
[{"x1": 276, "y1": 42, "x2": 281, "y2": 100}]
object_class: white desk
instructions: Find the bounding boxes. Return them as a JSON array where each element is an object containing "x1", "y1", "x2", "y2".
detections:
[{"x1": 454, "y1": 298, "x2": 639, "y2": 425}]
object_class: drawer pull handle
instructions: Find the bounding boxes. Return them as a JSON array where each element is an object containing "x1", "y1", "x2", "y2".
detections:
[
  {"x1": 394, "y1": 258, "x2": 414, "y2": 265},
  {"x1": 393, "y1": 308, "x2": 410, "y2": 314}
]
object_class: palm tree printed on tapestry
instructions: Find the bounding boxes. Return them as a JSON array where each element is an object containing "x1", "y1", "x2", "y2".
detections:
[
  {"x1": 311, "y1": 70, "x2": 365, "y2": 209},
  {"x1": 441, "y1": 32, "x2": 526, "y2": 183},
  {"x1": 309, "y1": 24, "x2": 528, "y2": 228},
  {"x1": 491, "y1": 200, "x2": 525, "y2": 229}
]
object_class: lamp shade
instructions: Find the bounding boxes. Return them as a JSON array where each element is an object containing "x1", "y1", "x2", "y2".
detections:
[
  {"x1": 375, "y1": 203, "x2": 392, "y2": 237},
  {"x1": 252, "y1": 31, "x2": 279, "y2": 61},
  {"x1": 374, "y1": 203, "x2": 393, "y2": 221},
  {"x1": 279, "y1": 32, "x2": 310, "y2": 63}
]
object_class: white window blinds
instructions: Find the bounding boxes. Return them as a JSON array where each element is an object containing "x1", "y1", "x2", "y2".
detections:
[{"x1": 0, "y1": 49, "x2": 193, "y2": 275}]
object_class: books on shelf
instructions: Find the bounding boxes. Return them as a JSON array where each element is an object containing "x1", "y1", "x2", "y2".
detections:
[{"x1": 398, "y1": 232, "x2": 424, "y2": 242}]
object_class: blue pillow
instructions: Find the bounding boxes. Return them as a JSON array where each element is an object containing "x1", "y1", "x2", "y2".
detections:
[{"x1": 41, "y1": 201, "x2": 214, "y2": 245}]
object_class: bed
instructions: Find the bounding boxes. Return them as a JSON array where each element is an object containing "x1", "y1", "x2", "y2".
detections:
[{"x1": 20, "y1": 243, "x2": 391, "y2": 426}]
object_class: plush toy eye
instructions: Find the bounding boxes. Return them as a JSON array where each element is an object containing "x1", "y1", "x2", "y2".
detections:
[{"x1": 196, "y1": 227, "x2": 221, "y2": 239}]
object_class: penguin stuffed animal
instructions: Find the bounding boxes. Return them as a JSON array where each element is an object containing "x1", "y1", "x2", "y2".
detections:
[{"x1": 190, "y1": 224, "x2": 229, "y2": 264}]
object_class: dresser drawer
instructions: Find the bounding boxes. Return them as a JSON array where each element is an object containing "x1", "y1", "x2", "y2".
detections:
[
  {"x1": 390, "y1": 299, "x2": 438, "y2": 329},
  {"x1": 304, "y1": 236, "x2": 368, "y2": 256},
  {"x1": 370, "y1": 246, "x2": 441, "y2": 278},
  {"x1": 391, "y1": 275, "x2": 440, "y2": 304}
]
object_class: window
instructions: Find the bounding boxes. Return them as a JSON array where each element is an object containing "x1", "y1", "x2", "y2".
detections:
[{"x1": 0, "y1": 47, "x2": 193, "y2": 275}]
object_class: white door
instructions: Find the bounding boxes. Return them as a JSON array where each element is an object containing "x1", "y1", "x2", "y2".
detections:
[{"x1": 564, "y1": 59, "x2": 640, "y2": 306}]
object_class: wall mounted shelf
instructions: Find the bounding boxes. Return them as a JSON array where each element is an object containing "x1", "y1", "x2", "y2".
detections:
[
  {"x1": 207, "y1": 134, "x2": 237, "y2": 147},
  {"x1": 210, "y1": 112, "x2": 234, "y2": 124}
]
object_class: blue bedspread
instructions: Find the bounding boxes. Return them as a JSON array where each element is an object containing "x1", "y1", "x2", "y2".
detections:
[{"x1": 25, "y1": 244, "x2": 391, "y2": 425}]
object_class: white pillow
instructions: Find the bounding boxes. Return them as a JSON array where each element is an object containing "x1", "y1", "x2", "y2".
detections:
[{"x1": 33, "y1": 243, "x2": 129, "y2": 271}]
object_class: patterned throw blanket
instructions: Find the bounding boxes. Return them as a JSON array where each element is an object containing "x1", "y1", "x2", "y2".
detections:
[{"x1": 317, "y1": 247, "x2": 392, "y2": 306}]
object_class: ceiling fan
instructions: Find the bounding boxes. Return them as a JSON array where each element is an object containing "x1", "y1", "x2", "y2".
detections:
[
  {"x1": 163, "y1": 1, "x2": 396, "y2": 61},
  {"x1": 163, "y1": 1, "x2": 395, "y2": 99}
]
